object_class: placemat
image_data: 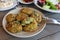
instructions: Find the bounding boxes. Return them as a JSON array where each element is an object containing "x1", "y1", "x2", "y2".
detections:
[{"x1": 0, "y1": 3, "x2": 60, "y2": 40}]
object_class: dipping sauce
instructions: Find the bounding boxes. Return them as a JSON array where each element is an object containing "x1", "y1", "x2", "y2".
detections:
[{"x1": 23, "y1": 0, "x2": 33, "y2": 2}]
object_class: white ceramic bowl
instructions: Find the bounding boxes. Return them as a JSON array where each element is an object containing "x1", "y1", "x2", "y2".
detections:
[
  {"x1": 18, "y1": 0, "x2": 33, "y2": 4},
  {"x1": 2, "y1": 7, "x2": 46, "y2": 38},
  {"x1": 0, "y1": 0, "x2": 17, "y2": 11},
  {"x1": 34, "y1": 0, "x2": 60, "y2": 13}
]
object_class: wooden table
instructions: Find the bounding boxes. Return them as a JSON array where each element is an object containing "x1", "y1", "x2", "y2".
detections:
[{"x1": 0, "y1": 3, "x2": 60, "y2": 40}]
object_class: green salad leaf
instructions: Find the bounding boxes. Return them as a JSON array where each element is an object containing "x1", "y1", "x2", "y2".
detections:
[
  {"x1": 50, "y1": 3, "x2": 57, "y2": 10},
  {"x1": 45, "y1": 0, "x2": 57, "y2": 10},
  {"x1": 42, "y1": 5, "x2": 50, "y2": 9},
  {"x1": 58, "y1": 0, "x2": 60, "y2": 3}
]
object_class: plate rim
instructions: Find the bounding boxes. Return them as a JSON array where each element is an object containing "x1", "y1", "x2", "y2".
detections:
[{"x1": 2, "y1": 7, "x2": 46, "y2": 38}]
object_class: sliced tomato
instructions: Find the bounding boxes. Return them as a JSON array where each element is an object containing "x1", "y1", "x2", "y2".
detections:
[
  {"x1": 23, "y1": 0, "x2": 33, "y2": 2},
  {"x1": 55, "y1": 4, "x2": 60, "y2": 9}
]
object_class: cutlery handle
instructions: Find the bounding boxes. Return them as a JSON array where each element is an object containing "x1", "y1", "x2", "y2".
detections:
[
  {"x1": 47, "y1": 21, "x2": 60, "y2": 25},
  {"x1": 43, "y1": 17, "x2": 60, "y2": 25}
]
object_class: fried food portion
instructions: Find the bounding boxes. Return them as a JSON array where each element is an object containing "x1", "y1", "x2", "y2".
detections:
[
  {"x1": 21, "y1": 8, "x2": 33, "y2": 15},
  {"x1": 21, "y1": 8, "x2": 42, "y2": 23},
  {"x1": 6, "y1": 7, "x2": 43, "y2": 33},
  {"x1": 16, "y1": 13, "x2": 28, "y2": 21},
  {"x1": 6, "y1": 21, "x2": 22, "y2": 33},
  {"x1": 23, "y1": 20, "x2": 38, "y2": 32},
  {"x1": 21, "y1": 17, "x2": 34, "y2": 26},
  {"x1": 31, "y1": 11, "x2": 42, "y2": 23},
  {"x1": 6, "y1": 14, "x2": 16, "y2": 23}
]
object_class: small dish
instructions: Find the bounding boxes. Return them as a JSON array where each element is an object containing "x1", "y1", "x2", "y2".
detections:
[
  {"x1": 18, "y1": 0, "x2": 33, "y2": 4},
  {"x1": 2, "y1": 7, "x2": 46, "y2": 38},
  {"x1": 0, "y1": 0, "x2": 17, "y2": 11}
]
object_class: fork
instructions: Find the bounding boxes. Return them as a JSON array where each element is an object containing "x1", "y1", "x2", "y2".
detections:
[{"x1": 44, "y1": 17, "x2": 60, "y2": 25}]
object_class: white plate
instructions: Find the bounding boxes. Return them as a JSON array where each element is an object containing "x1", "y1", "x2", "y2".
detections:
[
  {"x1": 0, "y1": 0, "x2": 17, "y2": 11},
  {"x1": 34, "y1": 0, "x2": 60, "y2": 13},
  {"x1": 2, "y1": 7, "x2": 46, "y2": 38},
  {"x1": 18, "y1": 0, "x2": 33, "y2": 4}
]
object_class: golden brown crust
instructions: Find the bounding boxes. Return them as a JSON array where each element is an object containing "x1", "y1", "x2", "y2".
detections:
[
  {"x1": 16, "y1": 13, "x2": 28, "y2": 21},
  {"x1": 6, "y1": 14, "x2": 16, "y2": 23},
  {"x1": 23, "y1": 20, "x2": 38, "y2": 32},
  {"x1": 6, "y1": 21, "x2": 22, "y2": 33},
  {"x1": 21, "y1": 8, "x2": 33, "y2": 15},
  {"x1": 6, "y1": 7, "x2": 44, "y2": 33},
  {"x1": 21, "y1": 7, "x2": 43, "y2": 23},
  {"x1": 30, "y1": 11, "x2": 42, "y2": 23}
]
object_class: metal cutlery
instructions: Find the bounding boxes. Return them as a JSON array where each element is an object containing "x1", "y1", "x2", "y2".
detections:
[{"x1": 44, "y1": 17, "x2": 60, "y2": 25}]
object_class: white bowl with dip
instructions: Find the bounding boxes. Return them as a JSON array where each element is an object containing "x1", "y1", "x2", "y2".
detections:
[{"x1": 0, "y1": 0, "x2": 17, "y2": 11}]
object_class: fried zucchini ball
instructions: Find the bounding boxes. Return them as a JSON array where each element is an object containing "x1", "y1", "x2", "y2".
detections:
[
  {"x1": 21, "y1": 8, "x2": 33, "y2": 15},
  {"x1": 21, "y1": 17, "x2": 34, "y2": 26},
  {"x1": 6, "y1": 14, "x2": 16, "y2": 22},
  {"x1": 6, "y1": 21, "x2": 22, "y2": 33},
  {"x1": 31, "y1": 11, "x2": 42, "y2": 23},
  {"x1": 16, "y1": 13, "x2": 28, "y2": 21},
  {"x1": 23, "y1": 20, "x2": 38, "y2": 32}
]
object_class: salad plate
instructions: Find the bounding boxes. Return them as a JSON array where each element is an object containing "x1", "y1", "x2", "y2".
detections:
[{"x1": 34, "y1": 0, "x2": 60, "y2": 13}]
